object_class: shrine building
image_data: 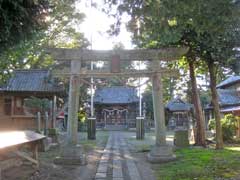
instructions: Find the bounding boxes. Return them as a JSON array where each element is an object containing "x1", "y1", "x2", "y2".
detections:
[{"x1": 93, "y1": 86, "x2": 139, "y2": 129}]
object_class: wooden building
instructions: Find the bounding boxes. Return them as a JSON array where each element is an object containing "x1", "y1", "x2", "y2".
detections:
[
  {"x1": 0, "y1": 69, "x2": 64, "y2": 130},
  {"x1": 205, "y1": 76, "x2": 240, "y2": 121},
  {"x1": 165, "y1": 98, "x2": 193, "y2": 130},
  {"x1": 93, "y1": 86, "x2": 139, "y2": 129}
]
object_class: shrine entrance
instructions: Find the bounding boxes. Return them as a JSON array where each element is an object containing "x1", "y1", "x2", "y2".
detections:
[
  {"x1": 48, "y1": 47, "x2": 188, "y2": 163},
  {"x1": 103, "y1": 107, "x2": 128, "y2": 126}
]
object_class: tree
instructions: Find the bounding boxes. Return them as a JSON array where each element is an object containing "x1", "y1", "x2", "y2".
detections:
[
  {"x1": 0, "y1": 0, "x2": 89, "y2": 84},
  {"x1": 0, "y1": 0, "x2": 49, "y2": 53},
  {"x1": 188, "y1": 57, "x2": 206, "y2": 146},
  {"x1": 103, "y1": 0, "x2": 240, "y2": 149}
]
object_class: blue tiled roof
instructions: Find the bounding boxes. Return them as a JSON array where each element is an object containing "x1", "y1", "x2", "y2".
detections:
[
  {"x1": 218, "y1": 89, "x2": 240, "y2": 105},
  {"x1": 1, "y1": 69, "x2": 63, "y2": 93},
  {"x1": 165, "y1": 98, "x2": 192, "y2": 111},
  {"x1": 94, "y1": 86, "x2": 138, "y2": 104},
  {"x1": 216, "y1": 76, "x2": 240, "y2": 88}
]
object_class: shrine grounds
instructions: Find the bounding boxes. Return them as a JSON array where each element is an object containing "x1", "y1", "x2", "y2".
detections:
[{"x1": 2, "y1": 130, "x2": 240, "y2": 180}]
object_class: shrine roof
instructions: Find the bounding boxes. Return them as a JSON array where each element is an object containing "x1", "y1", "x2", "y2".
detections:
[
  {"x1": 218, "y1": 89, "x2": 240, "y2": 106},
  {"x1": 165, "y1": 98, "x2": 193, "y2": 112},
  {"x1": 216, "y1": 76, "x2": 240, "y2": 89},
  {"x1": 0, "y1": 69, "x2": 64, "y2": 94},
  {"x1": 205, "y1": 89, "x2": 240, "y2": 110},
  {"x1": 94, "y1": 86, "x2": 138, "y2": 104}
]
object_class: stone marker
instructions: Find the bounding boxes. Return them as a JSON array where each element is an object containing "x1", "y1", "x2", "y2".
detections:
[
  {"x1": 136, "y1": 116, "x2": 145, "y2": 140},
  {"x1": 88, "y1": 117, "x2": 96, "y2": 140},
  {"x1": 174, "y1": 129, "x2": 189, "y2": 148}
]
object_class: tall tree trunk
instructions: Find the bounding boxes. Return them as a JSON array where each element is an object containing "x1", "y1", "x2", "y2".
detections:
[
  {"x1": 207, "y1": 61, "x2": 224, "y2": 149},
  {"x1": 188, "y1": 60, "x2": 206, "y2": 147}
]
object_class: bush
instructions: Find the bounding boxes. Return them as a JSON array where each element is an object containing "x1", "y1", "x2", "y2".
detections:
[
  {"x1": 78, "y1": 109, "x2": 87, "y2": 131},
  {"x1": 208, "y1": 118, "x2": 216, "y2": 131},
  {"x1": 208, "y1": 114, "x2": 238, "y2": 142}
]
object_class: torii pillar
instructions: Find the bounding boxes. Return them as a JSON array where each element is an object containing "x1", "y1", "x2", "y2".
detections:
[
  {"x1": 67, "y1": 60, "x2": 81, "y2": 144},
  {"x1": 54, "y1": 60, "x2": 86, "y2": 165},
  {"x1": 147, "y1": 60, "x2": 176, "y2": 162}
]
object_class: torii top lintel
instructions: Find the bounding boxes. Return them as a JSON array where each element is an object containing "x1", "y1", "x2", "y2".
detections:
[{"x1": 47, "y1": 47, "x2": 188, "y2": 61}]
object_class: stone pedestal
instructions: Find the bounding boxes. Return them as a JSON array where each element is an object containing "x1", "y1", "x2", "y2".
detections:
[
  {"x1": 136, "y1": 116, "x2": 145, "y2": 140},
  {"x1": 39, "y1": 137, "x2": 51, "y2": 152},
  {"x1": 147, "y1": 145, "x2": 176, "y2": 163},
  {"x1": 174, "y1": 129, "x2": 189, "y2": 148},
  {"x1": 88, "y1": 117, "x2": 96, "y2": 140},
  {"x1": 54, "y1": 144, "x2": 87, "y2": 165},
  {"x1": 48, "y1": 128, "x2": 59, "y2": 143}
]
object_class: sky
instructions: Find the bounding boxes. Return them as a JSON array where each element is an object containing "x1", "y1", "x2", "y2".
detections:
[{"x1": 76, "y1": 1, "x2": 134, "y2": 50}]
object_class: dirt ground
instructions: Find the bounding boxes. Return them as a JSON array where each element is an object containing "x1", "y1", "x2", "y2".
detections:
[
  {"x1": 1, "y1": 130, "x2": 171, "y2": 180},
  {"x1": 1, "y1": 131, "x2": 109, "y2": 180}
]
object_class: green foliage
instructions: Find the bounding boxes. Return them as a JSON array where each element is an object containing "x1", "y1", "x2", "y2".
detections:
[
  {"x1": 24, "y1": 96, "x2": 50, "y2": 113},
  {"x1": 142, "y1": 77, "x2": 175, "y2": 120},
  {"x1": 106, "y1": 0, "x2": 240, "y2": 64},
  {"x1": 208, "y1": 114, "x2": 238, "y2": 141},
  {"x1": 78, "y1": 108, "x2": 87, "y2": 131},
  {"x1": 155, "y1": 148, "x2": 240, "y2": 180},
  {"x1": 78, "y1": 108, "x2": 87, "y2": 123},
  {"x1": 0, "y1": 0, "x2": 89, "y2": 84},
  {"x1": 200, "y1": 90, "x2": 211, "y2": 107},
  {"x1": 104, "y1": 0, "x2": 240, "y2": 148},
  {"x1": 208, "y1": 118, "x2": 216, "y2": 131},
  {"x1": 0, "y1": 0, "x2": 49, "y2": 52},
  {"x1": 142, "y1": 84, "x2": 153, "y2": 119}
]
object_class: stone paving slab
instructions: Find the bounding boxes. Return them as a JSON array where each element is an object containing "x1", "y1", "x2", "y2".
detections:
[
  {"x1": 95, "y1": 172, "x2": 107, "y2": 179},
  {"x1": 112, "y1": 159, "x2": 123, "y2": 178},
  {"x1": 95, "y1": 132, "x2": 142, "y2": 180},
  {"x1": 97, "y1": 163, "x2": 108, "y2": 173}
]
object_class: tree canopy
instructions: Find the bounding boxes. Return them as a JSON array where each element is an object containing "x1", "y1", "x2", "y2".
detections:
[
  {"x1": 104, "y1": 0, "x2": 240, "y2": 148},
  {"x1": 0, "y1": 0, "x2": 49, "y2": 52},
  {"x1": 0, "y1": 0, "x2": 89, "y2": 83}
]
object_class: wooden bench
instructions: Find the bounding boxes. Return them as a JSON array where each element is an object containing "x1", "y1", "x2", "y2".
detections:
[{"x1": 0, "y1": 131, "x2": 45, "y2": 176}]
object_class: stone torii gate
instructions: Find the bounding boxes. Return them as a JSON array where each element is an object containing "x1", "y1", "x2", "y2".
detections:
[{"x1": 48, "y1": 47, "x2": 188, "y2": 162}]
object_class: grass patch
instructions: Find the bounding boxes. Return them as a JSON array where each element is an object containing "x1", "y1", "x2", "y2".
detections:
[
  {"x1": 154, "y1": 147, "x2": 240, "y2": 180},
  {"x1": 79, "y1": 131, "x2": 109, "y2": 151},
  {"x1": 39, "y1": 131, "x2": 109, "y2": 160}
]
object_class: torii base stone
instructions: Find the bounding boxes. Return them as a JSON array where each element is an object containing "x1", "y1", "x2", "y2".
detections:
[
  {"x1": 54, "y1": 144, "x2": 87, "y2": 165},
  {"x1": 147, "y1": 145, "x2": 176, "y2": 163}
]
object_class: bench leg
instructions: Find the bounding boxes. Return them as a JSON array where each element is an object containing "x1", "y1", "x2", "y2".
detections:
[
  {"x1": 14, "y1": 142, "x2": 39, "y2": 168},
  {"x1": 32, "y1": 143, "x2": 39, "y2": 168}
]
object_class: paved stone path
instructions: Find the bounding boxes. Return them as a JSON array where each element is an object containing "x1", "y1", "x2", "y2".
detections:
[{"x1": 95, "y1": 132, "x2": 142, "y2": 180}]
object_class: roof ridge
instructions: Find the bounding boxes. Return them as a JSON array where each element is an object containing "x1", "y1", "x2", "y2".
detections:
[
  {"x1": 14, "y1": 69, "x2": 49, "y2": 72},
  {"x1": 217, "y1": 75, "x2": 240, "y2": 88},
  {"x1": 99, "y1": 86, "x2": 135, "y2": 89},
  {"x1": 218, "y1": 89, "x2": 238, "y2": 92}
]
